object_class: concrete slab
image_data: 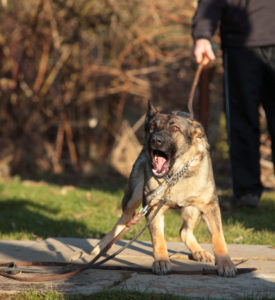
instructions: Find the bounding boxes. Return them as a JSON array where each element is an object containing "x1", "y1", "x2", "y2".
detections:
[{"x1": 0, "y1": 238, "x2": 274, "y2": 298}]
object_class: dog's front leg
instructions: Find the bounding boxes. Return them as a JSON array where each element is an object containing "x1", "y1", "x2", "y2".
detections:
[
  {"x1": 91, "y1": 181, "x2": 144, "y2": 257},
  {"x1": 147, "y1": 204, "x2": 170, "y2": 275},
  {"x1": 202, "y1": 200, "x2": 236, "y2": 277},
  {"x1": 91, "y1": 153, "x2": 146, "y2": 257}
]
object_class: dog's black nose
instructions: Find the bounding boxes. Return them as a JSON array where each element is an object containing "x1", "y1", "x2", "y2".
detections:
[{"x1": 151, "y1": 134, "x2": 164, "y2": 147}]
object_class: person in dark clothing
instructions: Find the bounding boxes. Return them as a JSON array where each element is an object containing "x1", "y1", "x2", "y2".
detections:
[{"x1": 192, "y1": 0, "x2": 275, "y2": 207}]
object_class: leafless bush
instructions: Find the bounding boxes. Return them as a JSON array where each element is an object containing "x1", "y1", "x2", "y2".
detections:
[{"x1": 0, "y1": 0, "x2": 200, "y2": 176}]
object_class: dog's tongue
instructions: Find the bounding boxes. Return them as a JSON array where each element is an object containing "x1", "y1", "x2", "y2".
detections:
[{"x1": 152, "y1": 155, "x2": 169, "y2": 174}]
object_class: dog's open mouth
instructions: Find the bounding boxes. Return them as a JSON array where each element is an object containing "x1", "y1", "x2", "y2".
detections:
[{"x1": 151, "y1": 150, "x2": 170, "y2": 177}]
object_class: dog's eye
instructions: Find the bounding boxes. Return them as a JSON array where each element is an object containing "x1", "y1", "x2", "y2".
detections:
[
  {"x1": 172, "y1": 126, "x2": 180, "y2": 132},
  {"x1": 149, "y1": 124, "x2": 155, "y2": 132}
]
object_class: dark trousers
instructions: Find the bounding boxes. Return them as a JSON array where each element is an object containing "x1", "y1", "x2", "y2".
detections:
[{"x1": 223, "y1": 46, "x2": 275, "y2": 202}]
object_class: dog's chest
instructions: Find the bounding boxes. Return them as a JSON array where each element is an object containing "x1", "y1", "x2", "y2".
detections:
[
  {"x1": 143, "y1": 170, "x2": 215, "y2": 209},
  {"x1": 144, "y1": 177, "x2": 203, "y2": 208}
]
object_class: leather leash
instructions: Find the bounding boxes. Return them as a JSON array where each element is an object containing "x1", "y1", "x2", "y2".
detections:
[
  {"x1": 187, "y1": 58, "x2": 208, "y2": 120},
  {"x1": 0, "y1": 159, "x2": 192, "y2": 282},
  {"x1": 0, "y1": 61, "x2": 256, "y2": 281},
  {"x1": 0, "y1": 199, "x2": 167, "y2": 282},
  {"x1": 0, "y1": 261, "x2": 256, "y2": 279},
  {"x1": 0, "y1": 163, "x2": 190, "y2": 282},
  {"x1": 0, "y1": 163, "x2": 257, "y2": 281}
]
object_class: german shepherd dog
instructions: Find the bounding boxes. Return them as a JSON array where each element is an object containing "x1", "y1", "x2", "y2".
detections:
[{"x1": 92, "y1": 101, "x2": 236, "y2": 277}]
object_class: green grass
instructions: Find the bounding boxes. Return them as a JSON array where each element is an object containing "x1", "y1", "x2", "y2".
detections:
[
  {"x1": 1, "y1": 290, "x2": 187, "y2": 300},
  {"x1": 0, "y1": 177, "x2": 274, "y2": 300},
  {"x1": 1, "y1": 290, "x2": 274, "y2": 300},
  {"x1": 0, "y1": 176, "x2": 274, "y2": 245}
]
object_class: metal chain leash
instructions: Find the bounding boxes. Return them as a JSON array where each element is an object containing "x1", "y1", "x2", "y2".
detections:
[{"x1": 140, "y1": 159, "x2": 193, "y2": 216}]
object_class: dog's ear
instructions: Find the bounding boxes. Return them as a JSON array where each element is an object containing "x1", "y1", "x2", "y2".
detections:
[
  {"x1": 145, "y1": 100, "x2": 158, "y2": 130},
  {"x1": 190, "y1": 121, "x2": 205, "y2": 139},
  {"x1": 147, "y1": 100, "x2": 158, "y2": 118}
]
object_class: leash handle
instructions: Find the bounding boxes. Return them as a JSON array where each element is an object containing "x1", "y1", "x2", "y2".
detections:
[{"x1": 187, "y1": 57, "x2": 209, "y2": 120}]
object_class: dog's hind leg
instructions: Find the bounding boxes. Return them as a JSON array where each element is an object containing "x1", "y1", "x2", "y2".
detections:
[{"x1": 180, "y1": 206, "x2": 214, "y2": 262}]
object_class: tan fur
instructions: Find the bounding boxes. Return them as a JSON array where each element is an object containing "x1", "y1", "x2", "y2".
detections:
[{"x1": 92, "y1": 102, "x2": 236, "y2": 277}]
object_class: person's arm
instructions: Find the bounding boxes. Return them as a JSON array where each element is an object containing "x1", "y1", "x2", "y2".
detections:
[{"x1": 192, "y1": 0, "x2": 224, "y2": 64}]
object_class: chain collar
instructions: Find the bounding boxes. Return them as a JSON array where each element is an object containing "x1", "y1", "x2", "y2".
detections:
[
  {"x1": 164, "y1": 159, "x2": 193, "y2": 186},
  {"x1": 140, "y1": 158, "x2": 194, "y2": 216}
]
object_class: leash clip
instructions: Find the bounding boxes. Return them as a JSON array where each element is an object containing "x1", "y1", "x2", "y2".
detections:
[{"x1": 139, "y1": 205, "x2": 149, "y2": 216}]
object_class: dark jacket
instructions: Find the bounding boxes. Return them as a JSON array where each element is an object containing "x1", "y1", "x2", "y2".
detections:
[{"x1": 192, "y1": 0, "x2": 275, "y2": 48}]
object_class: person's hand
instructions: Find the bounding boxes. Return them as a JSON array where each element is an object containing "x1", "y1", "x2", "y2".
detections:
[{"x1": 193, "y1": 39, "x2": 215, "y2": 65}]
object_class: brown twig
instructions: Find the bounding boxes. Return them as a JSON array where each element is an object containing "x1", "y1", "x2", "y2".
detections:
[
  {"x1": 62, "y1": 112, "x2": 78, "y2": 170},
  {"x1": 33, "y1": 42, "x2": 51, "y2": 93}
]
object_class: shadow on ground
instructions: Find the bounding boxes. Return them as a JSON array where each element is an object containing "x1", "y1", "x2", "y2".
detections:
[{"x1": 0, "y1": 238, "x2": 275, "y2": 298}]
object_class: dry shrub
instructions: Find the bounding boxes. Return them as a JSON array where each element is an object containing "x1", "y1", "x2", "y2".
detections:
[{"x1": 0, "y1": 0, "x2": 203, "y2": 176}]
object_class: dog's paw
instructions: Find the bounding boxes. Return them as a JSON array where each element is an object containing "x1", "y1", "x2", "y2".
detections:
[
  {"x1": 152, "y1": 259, "x2": 171, "y2": 275},
  {"x1": 192, "y1": 250, "x2": 214, "y2": 263},
  {"x1": 215, "y1": 255, "x2": 237, "y2": 277}
]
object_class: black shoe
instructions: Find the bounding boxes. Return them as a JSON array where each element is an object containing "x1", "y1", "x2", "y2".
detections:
[{"x1": 237, "y1": 194, "x2": 259, "y2": 208}]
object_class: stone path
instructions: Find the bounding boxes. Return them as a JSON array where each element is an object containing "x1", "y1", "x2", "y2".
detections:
[{"x1": 0, "y1": 238, "x2": 274, "y2": 298}]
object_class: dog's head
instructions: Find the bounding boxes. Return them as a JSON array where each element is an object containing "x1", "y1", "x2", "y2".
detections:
[{"x1": 145, "y1": 100, "x2": 205, "y2": 178}]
